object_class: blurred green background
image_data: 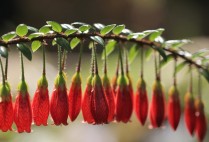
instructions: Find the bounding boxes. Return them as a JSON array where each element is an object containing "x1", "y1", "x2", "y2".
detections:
[{"x1": 0, "y1": 0, "x2": 209, "y2": 142}]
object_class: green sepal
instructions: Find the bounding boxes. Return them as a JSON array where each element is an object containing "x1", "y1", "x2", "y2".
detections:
[
  {"x1": 152, "y1": 80, "x2": 163, "y2": 93},
  {"x1": 37, "y1": 75, "x2": 48, "y2": 89},
  {"x1": 137, "y1": 78, "x2": 146, "y2": 91},
  {"x1": 168, "y1": 85, "x2": 179, "y2": 97},
  {"x1": 117, "y1": 74, "x2": 128, "y2": 87},
  {"x1": 18, "y1": 80, "x2": 28, "y2": 94},
  {"x1": 86, "y1": 75, "x2": 93, "y2": 86},
  {"x1": 71, "y1": 72, "x2": 81, "y2": 85},
  {"x1": 54, "y1": 73, "x2": 66, "y2": 89},
  {"x1": 0, "y1": 84, "x2": 10, "y2": 97},
  {"x1": 102, "y1": 74, "x2": 110, "y2": 87},
  {"x1": 92, "y1": 74, "x2": 102, "y2": 86}
]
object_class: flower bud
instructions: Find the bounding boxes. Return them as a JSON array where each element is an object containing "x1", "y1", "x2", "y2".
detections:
[
  {"x1": 150, "y1": 80, "x2": 165, "y2": 127},
  {"x1": 32, "y1": 75, "x2": 49, "y2": 126},
  {"x1": 82, "y1": 75, "x2": 94, "y2": 123},
  {"x1": 167, "y1": 86, "x2": 181, "y2": 130},
  {"x1": 91, "y1": 74, "x2": 109, "y2": 124},
  {"x1": 50, "y1": 73, "x2": 69, "y2": 125},
  {"x1": 115, "y1": 75, "x2": 133, "y2": 123},
  {"x1": 102, "y1": 74, "x2": 115, "y2": 122},
  {"x1": 135, "y1": 78, "x2": 148, "y2": 125},
  {"x1": 184, "y1": 92, "x2": 196, "y2": 135},
  {"x1": 68, "y1": 72, "x2": 82, "y2": 121},
  {"x1": 0, "y1": 82, "x2": 13, "y2": 132},
  {"x1": 195, "y1": 98, "x2": 207, "y2": 142},
  {"x1": 14, "y1": 81, "x2": 32, "y2": 133}
]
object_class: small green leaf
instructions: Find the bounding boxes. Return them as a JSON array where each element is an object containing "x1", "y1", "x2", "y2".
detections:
[
  {"x1": 39, "y1": 25, "x2": 51, "y2": 34},
  {"x1": 71, "y1": 22, "x2": 87, "y2": 26},
  {"x1": 149, "y1": 28, "x2": 165, "y2": 41},
  {"x1": 27, "y1": 26, "x2": 38, "y2": 32},
  {"x1": 61, "y1": 24, "x2": 74, "y2": 29},
  {"x1": 165, "y1": 39, "x2": 192, "y2": 49},
  {"x1": 56, "y1": 38, "x2": 71, "y2": 51},
  {"x1": 100, "y1": 24, "x2": 116, "y2": 35},
  {"x1": 17, "y1": 43, "x2": 32, "y2": 61},
  {"x1": 79, "y1": 25, "x2": 91, "y2": 32},
  {"x1": 31, "y1": 40, "x2": 42, "y2": 52},
  {"x1": 145, "y1": 47, "x2": 153, "y2": 61},
  {"x1": 175, "y1": 61, "x2": 188, "y2": 73},
  {"x1": 70, "y1": 37, "x2": 81, "y2": 49},
  {"x1": 16, "y1": 24, "x2": 28, "y2": 37},
  {"x1": 28, "y1": 32, "x2": 44, "y2": 40},
  {"x1": 128, "y1": 44, "x2": 139, "y2": 64},
  {"x1": 52, "y1": 39, "x2": 57, "y2": 46},
  {"x1": 101, "y1": 40, "x2": 117, "y2": 59},
  {"x1": 46, "y1": 21, "x2": 62, "y2": 32},
  {"x1": 94, "y1": 23, "x2": 105, "y2": 30},
  {"x1": 1, "y1": 32, "x2": 16, "y2": 42},
  {"x1": 64, "y1": 28, "x2": 78, "y2": 36},
  {"x1": 127, "y1": 33, "x2": 146, "y2": 40},
  {"x1": 153, "y1": 46, "x2": 167, "y2": 61},
  {"x1": 0, "y1": 46, "x2": 8, "y2": 58},
  {"x1": 192, "y1": 48, "x2": 209, "y2": 59},
  {"x1": 121, "y1": 28, "x2": 132, "y2": 34},
  {"x1": 90, "y1": 36, "x2": 104, "y2": 46},
  {"x1": 113, "y1": 25, "x2": 125, "y2": 35},
  {"x1": 160, "y1": 54, "x2": 173, "y2": 68},
  {"x1": 200, "y1": 69, "x2": 209, "y2": 83}
]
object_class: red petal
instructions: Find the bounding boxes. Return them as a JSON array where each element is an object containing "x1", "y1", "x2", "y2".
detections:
[
  {"x1": 0, "y1": 95, "x2": 14, "y2": 132},
  {"x1": 32, "y1": 88, "x2": 49, "y2": 126},
  {"x1": 50, "y1": 87, "x2": 69, "y2": 125},
  {"x1": 68, "y1": 83, "x2": 81, "y2": 121},
  {"x1": 115, "y1": 85, "x2": 133, "y2": 123},
  {"x1": 14, "y1": 92, "x2": 32, "y2": 133}
]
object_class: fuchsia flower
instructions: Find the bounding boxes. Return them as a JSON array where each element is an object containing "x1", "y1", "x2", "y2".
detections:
[
  {"x1": 149, "y1": 80, "x2": 165, "y2": 128},
  {"x1": 14, "y1": 81, "x2": 32, "y2": 133},
  {"x1": 82, "y1": 75, "x2": 94, "y2": 123},
  {"x1": 184, "y1": 92, "x2": 196, "y2": 135},
  {"x1": 0, "y1": 82, "x2": 13, "y2": 132},
  {"x1": 195, "y1": 98, "x2": 207, "y2": 142},
  {"x1": 91, "y1": 74, "x2": 109, "y2": 124},
  {"x1": 135, "y1": 78, "x2": 148, "y2": 125},
  {"x1": 32, "y1": 75, "x2": 49, "y2": 126},
  {"x1": 68, "y1": 72, "x2": 82, "y2": 121},
  {"x1": 102, "y1": 74, "x2": 115, "y2": 122},
  {"x1": 50, "y1": 73, "x2": 69, "y2": 125},
  {"x1": 115, "y1": 75, "x2": 133, "y2": 123},
  {"x1": 167, "y1": 86, "x2": 181, "y2": 130}
]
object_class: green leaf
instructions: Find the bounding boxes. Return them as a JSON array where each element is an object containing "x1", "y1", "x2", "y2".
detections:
[
  {"x1": 165, "y1": 39, "x2": 192, "y2": 49},
  {"x1": 113, "y1": 25, "x2": 125, "y2": 35},
  {"x1": 0, "y1": 46, "x2": 8, "y2": 58},
  {"x1": 79, "y1": 25, "x2": 91, "y2": 32},
  {"x1": 61, "y1": 24, "x2": 74, "y2": 29},
  {"x1": 39, "y1": 25, "x2": 51, "y2": 34},
  {"x1": 64, "y1": 28, "x2": 78, "y2": 36},
  {"x1": 153, "y1": 46, "x2": 167, "y2": 61},
  {"x1": 145, "y1": 47, "x2": 153, "y2": 61},
  {"x1": 1, "y1": 32, "x2": 16, "y2": 42},
  {"x1": 70, "y1": 37, "x2": 81, "y2": 49},
  {"x1": 17, "y1": 43, "x2": 32, "y2": 61},
  {"x1": 175, "y1": 61, "x2": 188, "y2": 73},
  {"x1": 128, "y1": 44, "x2": 139, "y2": 64},
  {"x1": 71, "y1": 22, "x2": 87, "y2": 26},
  {"x1": 16, "y1": 24, "x2": 28, "y2": 37},
  {"x1": 101, "y1": 40, "x2": 117, "y2": 59},
  {"x1": 28, "y1": 32, "x2": 44, "y2": 40},
  {"x1": 192, "y1": 48, "x2": 209, "y2": 59},
  {"x1": 90, "y1": 36, "x2": 105, "y2": 46},
  {"x1": 127, "y1": 32, "x2": 146, "y2": 40},
  {"x1": 31, "y1": 40, "x2": 42, "y2": 52},
  {"x1": 56, "y1": 38, "x2": 71, "y2": 51},
  {"x1": 88, "y1": 42, "x2": 94, "y2": 49},
  {"x1": 149, "y1": 28, "x2": 165, "y2": 41},
  {"x1": 52, "y1": 39, "x2": 57, "y2": 46},
  {"x1": 121, "y1": 28, "x2": 132, "y2": 34},
  {"x1": 94, "y1": 23, "x2": 105, "y2": 30},
  {"x1": 160, "y1": 54, "x2": 173, "y2": 68},
  {"x1": 46, "y1": 21, "x2": 62, "y2": 32},
  {"x1": 27, "y1": 26, "x2": 38, "y2": 32},
  {"x1": 100, "y1": 24, "x2": 116, "y2": 35},
  {"x1": 200, "y1": 69, "x2": 209, "y2": 83}
]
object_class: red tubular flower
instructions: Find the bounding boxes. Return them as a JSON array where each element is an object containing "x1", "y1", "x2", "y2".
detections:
[
  {"x1": 184, "y1": 92, "x2": 196, "y2": 135},
  {"x1": 50, "y1": 73, "x2": 69, "y2": 125},
  {"x1": 68, "y1": 72, "x2": 82, "y2": 121},
  {"x1": 167, "y1": 86, "x2": 181, "y2": 130},
  {"x1": 102, "y1": 74, "x2": 115, "y2": 122},
  {"x1": 135, "y1": 78, "x2": 148, "y2": 125},
  {"x1": 115, "y1": 75, "x2": 133, "y2": 123},
  {"x1": 149, "y1": 80, "x2": 165, "y2": 128},
  {"x1": 126, "y1": 73, "x2": 133, "y2": 100},
  {"x1": 112, "y1": 74, "x2": 118, "y2": 95},
  {"x1": 14, "y1": 81, "x2": 32, "y2": 133},
  {"x1": 82, "y1": 75, "x2": 94, "y2": 123},
  {"x1": 195, "y1": 98, "x2": 207, "y2": 142},
  {"x1": 32, "y1": 75, "x2": 49, "y2": 126},
  {"x1": 0, "y1": 82, "x2": 13, "y2": 132},
  {"x1": 91, "y1": 74, "x2": 109, "y2": 124}
]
